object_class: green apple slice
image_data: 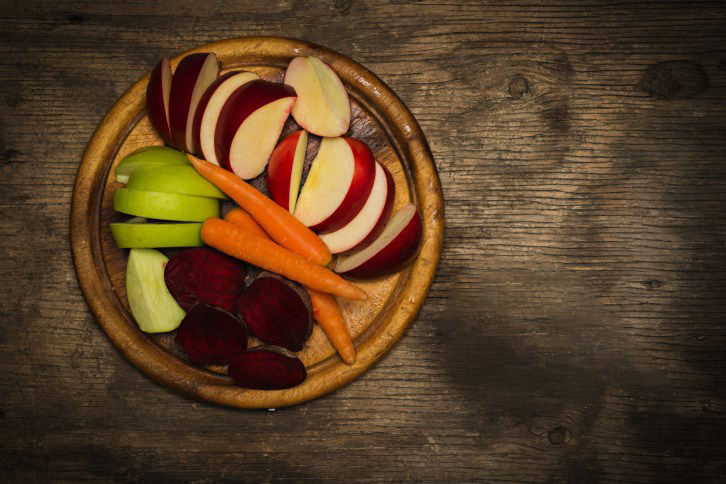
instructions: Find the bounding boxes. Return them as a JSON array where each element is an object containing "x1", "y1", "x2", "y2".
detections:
[
  {"x1": 126, "y1": 248, "x2": 185, "y2": 333},
  {"x1": 127, "y1": 164, "x2": 227, "y2": 199},
  {"x1": 111, "y1": 219, "x2": 203, "y2": 248},
  {"x1": 113, "y1": 188, "x2": 219, "y2": 222},
  {"x1": 115, "y1": 146, "x2": 190, "y2": 184}
]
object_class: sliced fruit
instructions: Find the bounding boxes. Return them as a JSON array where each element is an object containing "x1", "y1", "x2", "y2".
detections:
[
  {"x1": 169, "y1": 53, "x2": 219, "y2": 152},
  {"x1": 164, "y1": 247, "x2": 247, "y2": 314},
  {"x1": 127, "y1": 164, "x2": 227, "y2": 199},
  {"x1": 114, "y1": 146, "x2": 189, "y2": 184},
  {"x1": 284, "y1": 56, "x2": 350, "y2": 137},
  {"x1": 293, "y1": 137, "x2": 376, "y2": 233},
  {"x1": 266, "y1": 130, "x2": 308, "y2": 212},
  {"x1": 110, "y1": 217, "x2": 203, "y2": 248},
  {"x1": 175, "y1": 304, "x2": 247, "y2": 366},
  {"x1": 126, "y1": 248, "x2": 185, "y2": 333},
  {"x1": 228, "y1": 346, "x2": 307, "y2": 390},
  {"x1": 146, "y1": 58, "x2": 174, "y2": 146},
  {"x1": 192, "y1": 71, "x2": 260, "y2": 164},
  {"x1": 335, "y1": 203, "x2": 422, "y2": 278},
  {"x1": 214, "y1": 79, "x2": 297, "y2": 179},
  {"x1": 113, "y1": 188, "x2": 219, "y2": 222},
  {"x1": 237, "y1": 272, "x2": 313, "y2": 352},
  {"x1": 320, "y1": 161, "x2": 394, "y2": 254}
]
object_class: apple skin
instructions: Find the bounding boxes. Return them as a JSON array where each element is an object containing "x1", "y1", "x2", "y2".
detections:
[
  {"x1": 113, "y1": 188, "x2": 220, "y2": 222},
  {"x1": 114, "y1": 146, "x2": 189, "y2": 184},
  {"x1": 293, "y1": 137, "x2": 376, "y2": 234},
  {"x1": 335, "y1": 204, "x2": 422, "y2": 279},
  {"x1": 126, "y1": 164, "x2": 227, "y2": 199},
  {"x1": 146, "y1": 58, "x2": 173, "y2": 146},
  {"x1": 284, "y1": 56, "x2": 351, "y2": 137},
  {"x1": 314, "y1": 137, "x2": 376, "y2": 234},
  {"x1": 111, "y1": 218, "x2": 203, "y2": 248},
  {"x1": 320, "y1": 162, "x2": 395, "y2": 255},
  {"x1": 343, "y1": 162, "x2": 395, "y2": 253},
  {"x1": 266, "y1": 130, "x2": 308, "y2": 212},
  {"x1": 168, "y1": 53, "x2": 219, "y2": 152},
  {"x1": 192, "y1": 70, "x2": 260, "y2": 163},
  {"x1": 214, "y1": 79, "x2": 297, "y2": 178}
]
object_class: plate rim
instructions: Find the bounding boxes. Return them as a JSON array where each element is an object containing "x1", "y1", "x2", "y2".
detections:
[{"x1": 70, "y1": 36, "x2": 444, "y2": 408}]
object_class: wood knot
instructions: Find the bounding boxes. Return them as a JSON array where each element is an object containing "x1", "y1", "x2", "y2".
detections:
[
  {"x1": 640, "y1": 60, "x2": 707, "y2": 99},
  {"x1": 67, "y1": 14, "x2": 85, "y2": 24},
  {"x1": 643, "y1": 279, "x2": 663, "y2": 289},
  {"x1": 547, "y1": 426, "x2": 570, "y2": 445},
  {"x1": 1, "y1": 149, "x2": 21, "y2": 165},
  {"x1": 333, "y1": 0, "x2": 351, "y2": 12},
  {"x1": 508, "y1": 75, "x2": 529, "y2": 99}
]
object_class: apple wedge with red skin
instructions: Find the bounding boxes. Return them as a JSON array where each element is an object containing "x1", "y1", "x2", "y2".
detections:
[
  {"x1": 168, "y1": 52, "x2": 219, "y2": 152},
  {"x1": 320, "y1": 161, "x2": 394, "y2": 254},
  {"x1": 293, "y1": 137, "x2": 376, "y2": 234},
  {"x1": 192, "y1": 70, "x2": 260, "y2": 165},
  {"x1": 284, "y1": 56, "x2": 351, "y2": 137},
  {"x1": 266, "y1": 130, "x2": 308, "y2": 213},
  {"x1": 335, "y1": 203, "x2": 422, "y2": 278},
  {"x1": 146, "y1": 57, "x2": 174, "y2": 146},
  {"x1": 214, "y1": 80, "x2": 297, "y2": 180}
]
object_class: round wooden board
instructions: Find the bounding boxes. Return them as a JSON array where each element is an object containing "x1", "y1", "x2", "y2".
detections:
[{"x1": 70, "y1": 37, "x2": 444, "y2": 409}]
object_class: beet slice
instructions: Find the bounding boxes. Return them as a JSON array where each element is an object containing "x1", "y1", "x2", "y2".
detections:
[
  {"x1": 237, "y1": 272, "x2": 313, "y2": 352},
  {"x1": 175, "y1": 303, "x2": 247, "y2": 365},
  {"x1": 164, "y1": 247, "x2": 246, "y2": 313},
  {"x1": 228, "y1": 346, "x2": 306, "y2": 390}
]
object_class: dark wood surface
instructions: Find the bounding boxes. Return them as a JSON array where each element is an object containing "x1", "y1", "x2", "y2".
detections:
[{"x1": 1, "y1": 0, "x2": 724, "y2": 481}]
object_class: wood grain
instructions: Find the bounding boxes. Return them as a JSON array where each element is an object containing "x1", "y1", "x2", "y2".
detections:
[{"x1": 1, "y1": 0, "x2": 724, "y2": 481}]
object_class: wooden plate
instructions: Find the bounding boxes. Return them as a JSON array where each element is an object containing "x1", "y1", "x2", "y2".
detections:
[{"x1": 70, "y1": 37, "x2": 443, "y2": 408}]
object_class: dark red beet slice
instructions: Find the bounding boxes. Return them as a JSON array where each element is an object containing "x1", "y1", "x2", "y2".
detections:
[
  {"x1": 237, "y1": 273, "x2": 313, "y2": 352},
  {"x1": 164, "y1": 247, "x2": 246, "y2": 313},
  {"x1": 228, "y1": 346, "x2": 306, "y2": 390},
  {"x1": 175, "y1": 304, "x2": 247, "y2": 365}
]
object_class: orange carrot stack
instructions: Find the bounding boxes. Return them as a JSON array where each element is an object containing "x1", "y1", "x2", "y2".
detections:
[{"x1": 202, "y1": 218, "x2": 366, "y2": 302}]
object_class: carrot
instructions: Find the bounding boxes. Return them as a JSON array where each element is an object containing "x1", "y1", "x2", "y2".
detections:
[
  {"x1": 202, "y1": 218, "x2": 366, "y2": 301},
  {"x1": 306, "y1": 288, "x2": 356, "y2": 364},
  {"x1": 223, "y1": 208, "x2": 268, "y2": 238},
  {"x1": 187, "y1": 154, "x2": 331, "y2": 266}
]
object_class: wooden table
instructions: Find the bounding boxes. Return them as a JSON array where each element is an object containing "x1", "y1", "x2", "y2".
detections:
[{"x1": 1, "y1": 1, "x2": 724, "y2": 480}]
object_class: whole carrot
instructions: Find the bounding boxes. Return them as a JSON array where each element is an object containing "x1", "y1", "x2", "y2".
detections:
[
  {"x1": 187, "y1": 154, "x2": 331, "y2": 266},
  {"x1": 224, "y1": 208, "x2": 357, "y2": 364},
  {"x1": 202, "y1": 218, "x2": 366, "y2": 301},
  {"x1": 306, "y1": 288, "x2": 356, "y2": 364}
]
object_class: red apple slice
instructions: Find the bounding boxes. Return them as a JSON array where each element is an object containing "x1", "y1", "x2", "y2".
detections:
[
  {"x1": 335, "y1": 203, "x2": 422, "y2": 278},
  {"x1": 192, "y1": 70, "x2": 260, "y2": 164},
  {"x1": 320, "y1": 162, "x2": 394, "y2": 254},
  {"x1": 293, "y1": 137, "x2": 376, "y2": 234},
  {"x1": 146, "y1": 58, "x2": 173, "y2": 145},
  {"x1": 266, "y1": 130, "x2": 308, "y2": 212},
  {"x1": 214, "y1": 80, "x2": 297, "y2": 180},
  {"x1": 169, "y1": 52, "x2": 219, "y2": 152},
  {"x1": 284, "y1": 56, "x2": 351, "y2": 137}
]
